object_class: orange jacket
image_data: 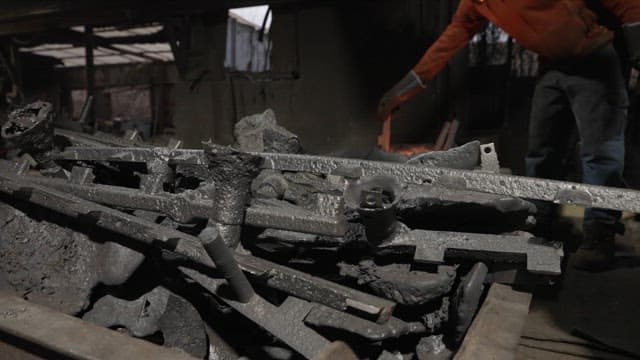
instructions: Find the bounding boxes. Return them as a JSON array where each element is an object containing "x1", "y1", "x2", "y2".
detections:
[{"x1": 413, "y1": 0, "x2": 640, "y2": 83}]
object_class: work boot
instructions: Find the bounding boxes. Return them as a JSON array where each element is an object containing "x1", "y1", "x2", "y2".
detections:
[{"x1": 572, "y1": 222, "x2": 621, "y2": 271}]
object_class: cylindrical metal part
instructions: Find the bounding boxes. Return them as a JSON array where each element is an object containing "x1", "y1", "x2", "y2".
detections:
[
  {"x1": 206, "y1": 145, "x2": 263, "y2": 248},
  {"x1": 200, "y1": 226, "x2": 255, "y2": 303},
  {"x1": 1, "y1": 101, "x2": 55, "y2": 165},
  {"x1": 345, "y1": 176, "x2": 401, "y2": 245}
]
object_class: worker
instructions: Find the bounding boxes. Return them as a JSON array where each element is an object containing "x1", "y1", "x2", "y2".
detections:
[{"x1": 378, "y1": 0, "x2": 640, "y2": 271}]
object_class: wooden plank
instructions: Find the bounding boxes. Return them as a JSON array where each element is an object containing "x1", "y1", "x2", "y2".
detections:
[
  {"x1": 455, "y1": 284, "x2": 533, "y2": 360},
  {"x1": 0, "y1": 293, "x2": 198, "y2": 360}
]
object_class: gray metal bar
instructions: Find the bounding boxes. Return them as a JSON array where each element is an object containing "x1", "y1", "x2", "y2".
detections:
[
  {"x1": 0, "y1": 165, "x2": 345, "y2": 236},
  {"x1": 386, "y1": 230, "x2": 563, "y2": 275},
  {"x1": 258, "y1": 153, "x2": 640, "y2": 214},
  {"x1": 245, "y1": 203, "x2": 347, "y2": 236},
  {"x1": 200, "y1": 227, "x2": 255, "y2": 303},
  {"x1": 56, "y1": 147, "x2": 640, "y2": 214}
]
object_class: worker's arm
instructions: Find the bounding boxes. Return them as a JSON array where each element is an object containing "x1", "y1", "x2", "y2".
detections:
[
  {"x1": 378, "y1": 0, "x2": 486, "y2": 119},
  {"x1": 601, "y1": 0, "x2": 640, "y2": 68}
]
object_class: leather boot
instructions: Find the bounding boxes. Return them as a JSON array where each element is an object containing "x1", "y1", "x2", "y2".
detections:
[{"x1": 572, "y1": 222, "x2": 620, "y2": 271}]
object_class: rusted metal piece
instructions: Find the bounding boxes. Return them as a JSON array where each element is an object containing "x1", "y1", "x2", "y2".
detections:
[
  {"x1": 0, "y1": 293, "x2": 199, "y2": 360},
  {"x1": 56, "y1": 147, "x2": 640, "y2": 214}
]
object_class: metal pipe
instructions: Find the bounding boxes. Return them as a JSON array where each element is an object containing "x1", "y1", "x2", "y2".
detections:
[{"x1": 199, "y1": 227, "x2": 255, "y2": 303}]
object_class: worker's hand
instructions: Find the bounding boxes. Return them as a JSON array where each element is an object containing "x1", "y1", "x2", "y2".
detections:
[{"x1": 377, "y1": 71, "x2": 427, "y2": 121}]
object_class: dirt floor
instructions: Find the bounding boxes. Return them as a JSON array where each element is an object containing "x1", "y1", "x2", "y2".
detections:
[{"x1": 516, "y1": 210, "x2": 640, "y2": 360}]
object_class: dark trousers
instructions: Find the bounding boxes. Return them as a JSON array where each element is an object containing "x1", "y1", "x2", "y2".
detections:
[{"x1": 526, "y1": 44, "x2": 628, "y2": 226}]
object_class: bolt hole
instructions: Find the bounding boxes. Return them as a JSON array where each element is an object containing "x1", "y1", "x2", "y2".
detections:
[{"x1": 483, "y1": 147, "x2": 493, "y2": 154}]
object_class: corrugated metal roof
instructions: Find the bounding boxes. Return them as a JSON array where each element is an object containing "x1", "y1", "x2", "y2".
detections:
[{"x1": 20, "y1": 25, "x2": 173, "y2": 68}]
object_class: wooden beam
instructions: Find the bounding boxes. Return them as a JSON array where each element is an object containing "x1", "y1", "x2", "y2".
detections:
[{"x1": 455, "y1": 284, "x2": 533, "y2": 360}]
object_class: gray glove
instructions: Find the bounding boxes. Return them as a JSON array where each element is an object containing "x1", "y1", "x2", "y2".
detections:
[{"x1": 377, "y1": 71, "x2": 427, "y2": 120}]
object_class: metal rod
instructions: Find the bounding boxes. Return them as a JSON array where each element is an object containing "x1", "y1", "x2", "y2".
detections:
[{"x1": 200, "y1": 227, "x2": 255, "y2": 303}]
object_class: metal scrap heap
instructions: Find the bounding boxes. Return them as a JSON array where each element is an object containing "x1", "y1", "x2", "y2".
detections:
[{"x1": 1, "y1": 103, "x2": 637, "y2": 359}]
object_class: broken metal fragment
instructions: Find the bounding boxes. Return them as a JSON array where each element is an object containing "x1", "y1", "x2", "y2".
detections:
[
  {"x1": 338, "y1": 261, "x2": 456, "y2": 305},
  {"x1": 234, "y1": 109, "x2": 301, "y2": 154},
  {"x1": 416, "y1": 335, "x2": 453, "y2": 360},
  {"x1": 408, "y1": 141, "x2": 480, "y2": 170},
  {"x1": 304, "y1": 304, "x2": 426, "y2": 341},
  {"x1": 424, "y1": 297, "x2": 451, "y2": 334},
  {"x1": 252, "y1": 170, "x2": 288, "y2": 199}
]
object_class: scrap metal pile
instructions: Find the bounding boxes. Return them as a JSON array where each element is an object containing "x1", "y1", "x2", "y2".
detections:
[{"x1": 1, "y1": 103, "x2": 639, "y2": 359}]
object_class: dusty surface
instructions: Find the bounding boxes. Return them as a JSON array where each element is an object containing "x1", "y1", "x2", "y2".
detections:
[
  {"x1": 0, "y1": 200, "x2": 144, "y2": 315},
  {"x1": 339, "y1": 260, "x2": 456, "y2": 305}
]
